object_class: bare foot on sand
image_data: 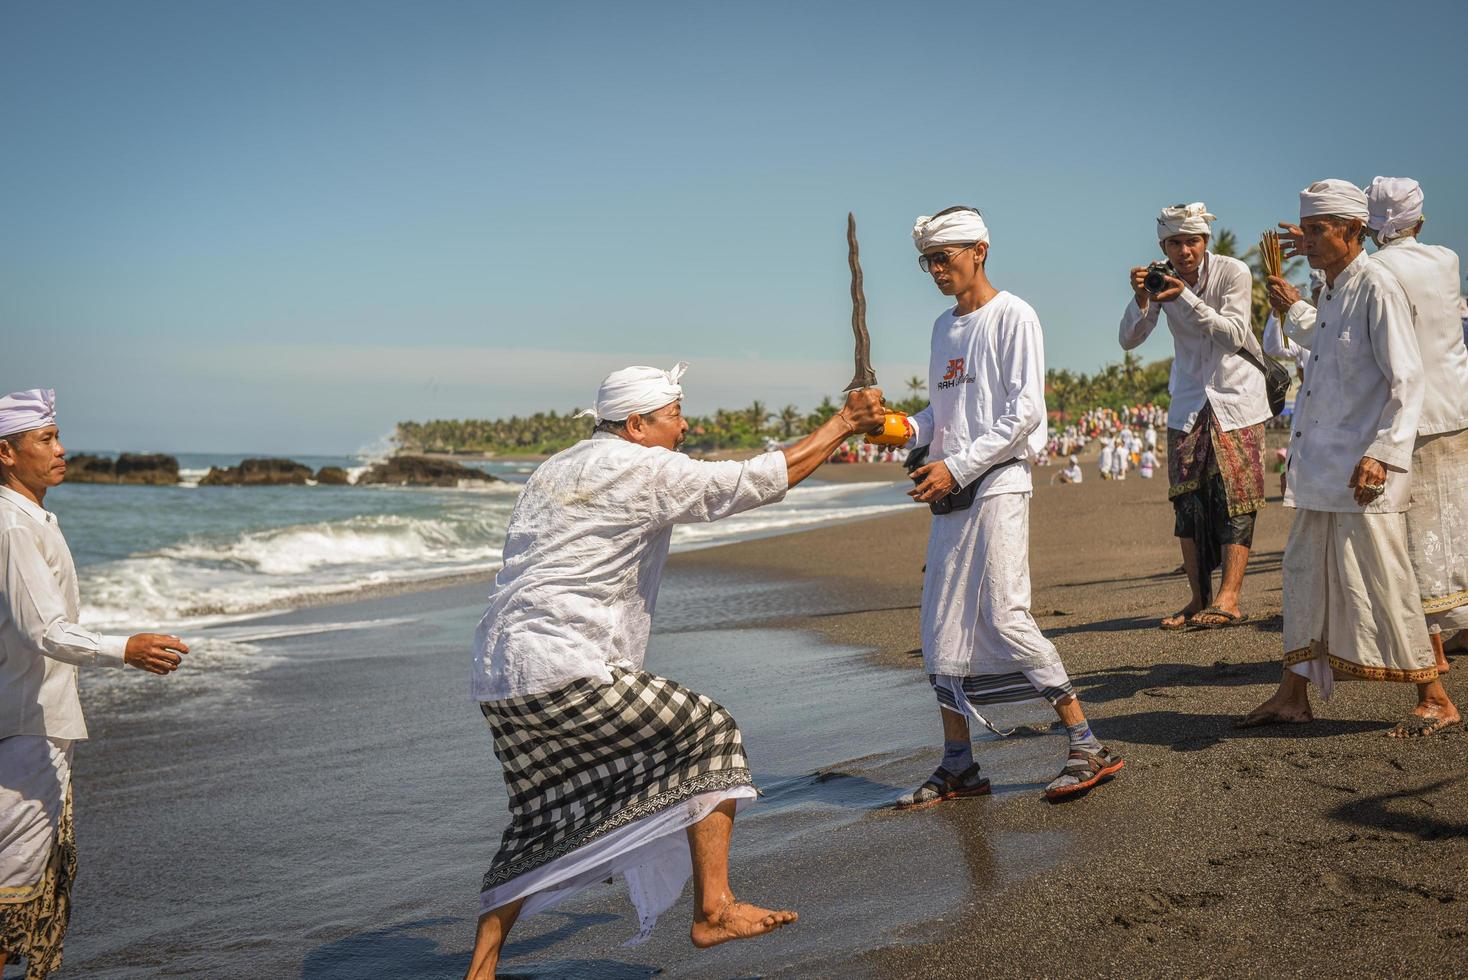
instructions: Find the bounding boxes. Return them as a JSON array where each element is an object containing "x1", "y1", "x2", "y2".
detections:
[
  {"x1": 1387, "y1": 704, "x2": 1462, "y2": 738},
  {"x1": 691, "y1": 899, "x2": 798, "y2": 949},
  {"x1": 1234, "y1": 702, "x2": 1313, "y2": 728}
]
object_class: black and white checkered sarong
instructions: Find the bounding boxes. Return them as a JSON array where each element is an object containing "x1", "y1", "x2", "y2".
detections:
[{"x1": 480, "y1": 668, "x2": 752, "y2": 893}]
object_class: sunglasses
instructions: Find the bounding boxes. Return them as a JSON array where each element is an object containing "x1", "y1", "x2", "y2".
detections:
[{"x1": 918, "y1": 241, "x2": 979, "y2": 273}]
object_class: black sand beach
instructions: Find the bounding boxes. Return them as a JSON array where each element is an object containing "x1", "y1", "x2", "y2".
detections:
[{"x1": 42, "y1": 467, "x2": 1468, "y2": 978}]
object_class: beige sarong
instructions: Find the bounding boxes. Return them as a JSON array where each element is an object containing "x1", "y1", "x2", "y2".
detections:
[
  {"x1": 1283, "y1": 509, "x2": 1437, "y2": 698},
  {"x1": 1405, "y1": 427, "x2": 1468, "y2": 635}
]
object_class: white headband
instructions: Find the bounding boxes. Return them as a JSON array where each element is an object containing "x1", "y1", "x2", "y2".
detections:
[
  {"x1": 1366, "y1": 176, "x2": 1424, "y2": 241},
  {"x1": 0, "y1": 388, "x2": 57, "y2": 439},
  {"x1": 913, "y1": 208, "x2": 989, "y2": 252},
  {"x1": 1299, "y1": 179, "x2": 1369, "y2": 222},
  {"x1": 1156, "y1": 202, "x2": 1215, "y2": 242},
  {"x1": 577, "y1": 362, "x2": 688, "y2": 423}
]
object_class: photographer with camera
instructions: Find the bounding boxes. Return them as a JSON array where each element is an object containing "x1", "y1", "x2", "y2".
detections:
[{"x1": 1119, "y1": 203, "x2": 1272, "y2": 632}]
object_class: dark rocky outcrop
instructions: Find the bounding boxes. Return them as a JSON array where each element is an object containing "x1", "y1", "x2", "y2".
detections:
[
  {"x1": 314, "y1": 466, "x2": 350, "y2": 485},
  {"x1": 64, "y1": 453, "x2": 179, "y2": 485},
  {"x1": 355, "y1": 455, "x2": 498, "y2": 488},
  {"x1": 199, "y1": 458, "x2": 314, "y2": 486}
]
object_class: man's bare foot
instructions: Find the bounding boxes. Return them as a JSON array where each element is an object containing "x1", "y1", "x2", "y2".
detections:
[
  {"x1": 1234, "y1": 702, "x2": 1313, "y2": 728},
  {"x1": 1387, "y1": 704, "x2": 1462, "y2": 738},
  {"x1": 691, "y1": 898, "x2": 798, "y2": 949}
]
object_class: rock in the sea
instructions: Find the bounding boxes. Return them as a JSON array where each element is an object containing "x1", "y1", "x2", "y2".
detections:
[
  {"x1": 314, "y1": 466, "x2": 350, "y2": 485},
  {"x1": 199, "y1": 458, "x2": 314, "y2": 486},
  {"x1": 355, "y1": 455, "x2": 498, "y2": 488},
  {"x1": 64, "y1": 453, "x2": 179, "y2": 485}
]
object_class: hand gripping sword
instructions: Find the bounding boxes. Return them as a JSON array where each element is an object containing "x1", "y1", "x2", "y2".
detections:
[{"x1": 844, "y1": 212, "x2": 877, "y2": 392}]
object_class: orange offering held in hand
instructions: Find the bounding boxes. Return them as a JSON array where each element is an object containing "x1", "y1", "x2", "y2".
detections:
[{"x1": 865, "y1": 411, "x2": 911, "y2": 446}]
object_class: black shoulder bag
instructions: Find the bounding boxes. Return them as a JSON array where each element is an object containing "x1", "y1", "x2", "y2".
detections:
[
  {"x1": 904, "y1": 445, "x2": 1024, "y2": 515},
  {"x1": 1236, "y1": 344, "x2": 1292, "y2": 418}
]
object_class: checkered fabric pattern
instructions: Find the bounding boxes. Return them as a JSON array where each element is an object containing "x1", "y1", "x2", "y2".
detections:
[{"x1": 480, "y1": 668, "x2": 752, "y2": 892}]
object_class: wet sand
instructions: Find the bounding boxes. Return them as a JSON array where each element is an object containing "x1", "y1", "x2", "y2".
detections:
[
  {"x1": 678, "y1": 469, "x2": 1468, "y2": 978},
  {"x1": 48, "y1": 467, "x2": 1468, "y2": 978}
]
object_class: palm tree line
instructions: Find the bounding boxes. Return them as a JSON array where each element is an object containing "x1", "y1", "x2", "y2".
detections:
[{"x1": 395, "y1": 229, "x2": 1296, "y2": 456}]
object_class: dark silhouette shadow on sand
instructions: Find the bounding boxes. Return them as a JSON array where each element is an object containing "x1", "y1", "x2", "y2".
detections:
[
  {"x1": 1097, "y1": 710, "x2": 1388, "y2": 751},
  {"x1": 1054, "y1": 549, "x2": 1284, "y2": 591},
  {"x1": 1329, "y1": 775, "x2": 1468, "y2": 840},
  {"x1": 1070, "y1": 659, "x2": 1281, "y2": 704}
]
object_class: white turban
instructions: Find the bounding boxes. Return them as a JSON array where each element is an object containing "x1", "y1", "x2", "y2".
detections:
[
  {"x1": 913, "y1": 209, "x2": 989, "y2": 252},
  {"x1": 0, "y1": 388, "x2": 56, "y2": 439},
  {"x1": 1299, "y1": 179, "x2": 1369, "y2": 222},
  {"x1": 1366, "y1": 176, "x2": 1424, "y2": 241},
  {"x1": 1156, "y1": 203, "x2": 1215, "y2": 241},
  {"x1": 577, "y1": 362, "x2": 688, "y2": 423}
]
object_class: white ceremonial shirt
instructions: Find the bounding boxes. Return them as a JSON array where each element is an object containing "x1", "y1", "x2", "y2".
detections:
[
  {"x1": 1283, "y1": 251, "x2": 1423, "y2": 513},
  {"x1": 1263, "y1": 313, "x2": 1308, "y2": 373},
  {"x1": 1289, "y1": 237, "x2": 1468, "y2": 436},
  {"x1": 1118, "y1": 253, "x2": 1272, "y2": 433},
  {"x1": 471, "y1": 435, "x2": 788, "y2": 701},
  {"x1": 0, "y1": 486, "x2": 127, "y2": 740},
  {"x1": 906, "y1": 292, "x2": 1047, "y2": 498}
]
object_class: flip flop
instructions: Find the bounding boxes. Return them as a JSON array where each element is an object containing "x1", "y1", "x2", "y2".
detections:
[
  {"x1": 895, "y1": 763, "x2": 991, "y2": 811},
  {"x1": 1159, "y1": 611, "x2": 1195, "y2": 631},
  {"x1": 1192, "y1": 606, "x2": 1249, "y2": 630}
]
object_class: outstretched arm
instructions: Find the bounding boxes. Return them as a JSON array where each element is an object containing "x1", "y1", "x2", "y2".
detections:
[{"x1": 781, "y1": 388, "x2": 886, "y2": 487}]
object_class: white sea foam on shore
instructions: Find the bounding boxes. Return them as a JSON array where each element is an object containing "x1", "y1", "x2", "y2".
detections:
[{"x1": 73, "y1": 476, "x2": 908, "y2": 634}]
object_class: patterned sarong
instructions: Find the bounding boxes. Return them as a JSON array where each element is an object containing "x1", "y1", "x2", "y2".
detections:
[
  {"x1": 1405, "y1": 427, "x2": 1468, "y2": 631},
  {"x1": 1167, "y1": 405, "x2": 1266, "y2": 606},
  {"x1": 0, "y1": 789, "x2": 75, "y2": 980},
  {"x1": 480, "y1": 669, "x2": 752, "y2": 894}
]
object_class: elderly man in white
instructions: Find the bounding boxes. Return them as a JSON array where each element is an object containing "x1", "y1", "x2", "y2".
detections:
[
  {"x1": 1271, "y1": 177, "x2": 1468, "y2": 682},
  {"x1": 1120, "y1": 203, "x2": 1273, "y2": 631},
  {"x1": 0, "y1": 389, "x2": 185, "y2": 979},
  {"x1": 464, "y1": 363, "x2": 885, "y2": 979},
  {"x1": 1240, "y1": 180, "x2": 1458, "y2": 737},
  {"x1": 894, "y1": 206, "x2": 1122, "y2": 810}
]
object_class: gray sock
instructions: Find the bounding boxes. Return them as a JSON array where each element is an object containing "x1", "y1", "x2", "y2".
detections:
[
  {"x1": 1066, "y1": 720, "x2": 1103, "y2": 754},
  {"x1": 942, "y1": 739, "x2": 973, "y2": 773}
]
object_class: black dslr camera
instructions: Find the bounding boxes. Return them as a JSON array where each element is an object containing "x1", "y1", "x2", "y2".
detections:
[{"x1": 1143, "y1": 261, "x2": 1177, "y2": 294}]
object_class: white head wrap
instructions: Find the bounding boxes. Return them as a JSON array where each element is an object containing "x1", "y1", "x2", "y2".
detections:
[
  {"x1": 1156, "y1": 203, "x2": 1216, "y2": 242},
  {"x1": 1366, "y1": 176, "x2": 1424, "y2": 241},
  {"x1": 1299, "y1": 179, "x2": 1369, "y2": 222},
  {"x1": 577, "y1": 362, "x2": 688, "y2": 423},
  {"x1": 912, "y1": 209, "x2": 989, "y2": 252},
  {"x1": 0, "y1": 388, "x2": 57, "y2": 439}
]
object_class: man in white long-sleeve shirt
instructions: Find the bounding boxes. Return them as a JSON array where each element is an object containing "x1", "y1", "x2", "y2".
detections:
[
  {"x1": 1120, "y1": 203, "x2": 1272, "y2": 631},
  {"x1": 464, "y1": 364, "x2": 884, "y2": 979},
  {"x1": 1240, "y1": 180, "x2": 1458, "y2": 737},
  {"x1": 1270, "y1": 177, "x2": 1468, "y2": 682},
  {"x1": 0, "y1": 389, "x2": 186, "y2": 979},
  {"x1": 894, "y1": 206, "x2": 1122, "y2": 809}
]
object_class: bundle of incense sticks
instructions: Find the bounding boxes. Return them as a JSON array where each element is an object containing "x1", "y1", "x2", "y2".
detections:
[{"x1": 1259, "y1": 230, "x2": 1284, "y2": 278}]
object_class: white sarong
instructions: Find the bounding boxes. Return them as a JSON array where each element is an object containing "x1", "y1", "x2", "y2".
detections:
[
  {"x1": 922, "y1": 491, "x2": 1063, "y2": 677},
  {"x1": 0, "y1": 736, "x2": 72, "y2": 903},
  {"x1": 1284, "y1": 509, "x2": 1437, "y2": 699},
  {"x1": 1405, "y1": 427, "x2": 1468, "y2": 635}
]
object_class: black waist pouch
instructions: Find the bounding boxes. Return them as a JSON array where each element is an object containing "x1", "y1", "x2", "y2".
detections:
[{"x1": 904, "y1": 445, "x2": 1025, "y2": 515}]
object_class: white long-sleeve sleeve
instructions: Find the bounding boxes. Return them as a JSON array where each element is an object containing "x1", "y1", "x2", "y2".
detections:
[{"x1": 0, "y1": 528, "x2": 126, "y2": 668}]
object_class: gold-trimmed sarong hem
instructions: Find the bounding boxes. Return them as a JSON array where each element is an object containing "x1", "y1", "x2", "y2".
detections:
[{"x1": 1284, "y1": 644, "x2": 1438, "y2": 683}]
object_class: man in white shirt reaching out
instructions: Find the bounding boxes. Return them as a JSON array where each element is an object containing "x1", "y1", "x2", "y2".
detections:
[
  {"x1": 0, "y1": 388, "x2": 185, "y2": 979},
  {"x1": 1120, "y1": 203, "x2": 1273, "y2": 631},
  {"x1": 894, "y1": 205, "x2": 1123, "y2": 810}
]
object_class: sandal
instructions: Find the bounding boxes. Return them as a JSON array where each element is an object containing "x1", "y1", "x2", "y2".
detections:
[
  {"x1": 1192, "y1": 606, "x2": 1249, "y2": 630},
  {"x1": 1044, "y1": 748, "x2": 1124, "y2": 801},
  {"x1": 1159, "y1": 609, "x2": 1196, "y2": 631},
  {"x1": 895, "y1": 763, "x2": 991, "y2": 811}
]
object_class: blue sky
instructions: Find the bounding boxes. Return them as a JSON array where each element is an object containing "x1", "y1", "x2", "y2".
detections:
[{"x1": 3, "y1": 0, "x2": 1464, "y2": 454}]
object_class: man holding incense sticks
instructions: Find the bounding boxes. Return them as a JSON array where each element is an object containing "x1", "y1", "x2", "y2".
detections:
[
  {"x1": 1268, "y1": 176, "x2": 1468, "y2": 695},
  {"x1": 1119, "y1": 203, "x2": 1272, "y2": 630},
  {"x1": 893, "y1": 206, "x2": 1122, "y2": 808},
  {"x1": 1239, "y1": 179, "x2": 1457, "y2": 736},
  {"x1": 464, "y1": 363, "x2": 884, "y2": 979}
]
